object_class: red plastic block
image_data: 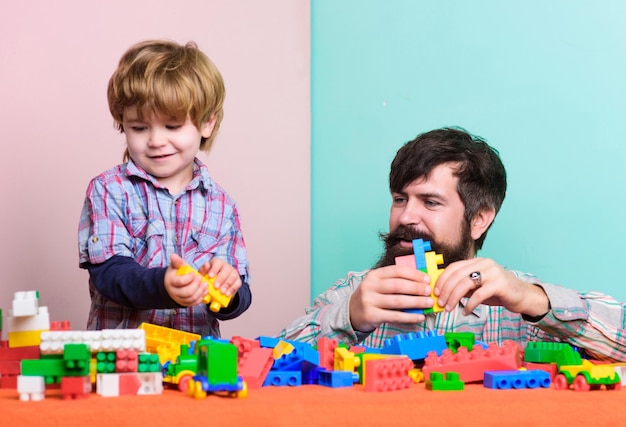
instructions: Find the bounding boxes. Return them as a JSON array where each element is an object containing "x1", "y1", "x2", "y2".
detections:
[
  {"x1": 115, "y1": 350, "x2": 138, "y2": 372},
  {"x1": 524, "y1": 361, "x2": 558, "y2": 380},
  {"x1": 422, "y1": 340, "x2": 522, "y2": 383},
  {"x1": 0, "y1": 345, "x2": 40, "y2": 361},
  {"x1": 50, "y1": 321, "x2": 71, "y2": 331},
  {"x1": 364, "y1": 357, "x2": 413, "y2": 392},
  {"x1": 61, "y1": 376, "x2": 91, "y2": 399},
  {"x1": 317, "y1": 338, "x2": 338, "y2": 370},
  {"x1": 0, "y1": 375, "x2": 18, "y2": 389},
  {"x1": 0, "y1": 360, "x2": 21, "y2": 375},
  {"x1": 238, "y1": 347, "x2": 274, "y2": 389},
  {"x1": 231, "y1": 336, "x2": 261, "y2": 367}
]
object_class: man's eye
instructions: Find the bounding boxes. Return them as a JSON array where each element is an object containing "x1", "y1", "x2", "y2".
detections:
[
  {"x1": 425, "y1": 200, "x2": 440, "y2": 208},
  {"x1": 393, "y1": 197, "x2": 407, "y2": 204}
]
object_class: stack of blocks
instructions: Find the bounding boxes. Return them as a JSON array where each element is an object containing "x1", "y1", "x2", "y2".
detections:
[{"x1": 395, "y1": 239, "x2": 445, "y2": 314}]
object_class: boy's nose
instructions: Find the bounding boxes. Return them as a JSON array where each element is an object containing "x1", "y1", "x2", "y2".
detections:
[{"x1": 147, "y1": 130, "x2": 167, "y2": 147}]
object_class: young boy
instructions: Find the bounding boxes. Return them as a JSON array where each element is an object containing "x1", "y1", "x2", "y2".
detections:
[{"x1": 78, "y1": 40, "x2": 251, "y2": 337}]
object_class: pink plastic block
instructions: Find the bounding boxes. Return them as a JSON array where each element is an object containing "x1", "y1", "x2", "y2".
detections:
[
  {"x1": 422, "y1": 340, "x2": 522, "y2": 383},
  {"x1": 364, "y1": 357, "x2": 413, "y2": 392}
]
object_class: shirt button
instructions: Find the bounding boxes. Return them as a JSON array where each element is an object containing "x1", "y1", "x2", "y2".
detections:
[
  {"x1": 91, "y1": 236, "x2": 99, "y2": 243},
  {"x1": 172, "y1": 309, "x2": 177, "y2": 315}
]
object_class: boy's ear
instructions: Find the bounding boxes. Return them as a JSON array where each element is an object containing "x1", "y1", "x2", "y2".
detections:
[
  {"x1": 200, "y1": 115, "x2": 217, "y2": 139},
  {"x1": 470, "y1": 208, "x2": 496, "y2": 241}
]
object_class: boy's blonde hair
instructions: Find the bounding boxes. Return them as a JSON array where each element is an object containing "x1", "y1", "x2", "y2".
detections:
[{"x1": 107, "y1": 39, "x2": 225, "y2": 156}]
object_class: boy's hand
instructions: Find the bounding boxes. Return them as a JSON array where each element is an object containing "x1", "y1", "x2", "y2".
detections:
[
  {"x1": 198, "y1": 258, "x2": 242, "y2": 297},
  {"x1": 164, "y1": 254, "x2": 208, "y2": 307}
]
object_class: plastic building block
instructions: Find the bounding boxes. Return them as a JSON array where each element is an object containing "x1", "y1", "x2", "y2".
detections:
[
  {"x1": 426, "y1": 372, "x2": 464, "y2": 391},
  {"x1": 237, "y1": 347, "x2": 274, "y2": 389},
  {"x1": 40, "y1": 329, "x2": 146, "y2": 355},
  {"x1": 7, "y1": 307, "x2": 50, "y2": 332},
  {"x1": 318, "y1": 369, "x2": 358, "y2": 388},
  {"x1": 177, "y1": 265, "x2": 231, "y2": 312},
  {"x1": 138, "y1": 322, "x2": 199, "y2": 364},
  {"x1": 96, "y1": 352, "x2": 116, "y2": 373},
  {"x1": 273, "y1": 340, "x2": 295, "y2": 359},
  {"x1": 62, "y1": 343, "x2": 91, "y2": 374},
  {"x1": 523, "y1": 341, "x2": 581, "y2": 366},
  {"x1": 483, "y1": 370, "x2": 551, "y2": 389},
  {"x1": 8, "y1": 330, "x2": 46, "y2": 348},
  {"x1": 11, "y1": 291, "x2": 40, "y2": 317},
  {"x1": 138, "y1": 353, "x2": 161, "y2": 373},
  {"x1": 444, "y1": 332, "x2": 475, "y2": 353},
  {"x1": 263, "y1": 371, "x2": 302, "y2": 387},
  {"x1": 422, "y1": 251, "x2": 445, "y2": 314},
  {"x1": 96, "y1": 372, "x2": 164, "y2": 397},
  {"x1": 50, "y1": 321, "x2": 71, "y2": 331},
  {"x1": 364, "y1": 356, "x2": 413, "y2": 392},
  {"x1": 422, "y1": 340, "x2": 522, "y2": 383},
  {"x1": 334, "y1": 347, "x2": 361, "y2": 372},
  {"x1": 316, "y1": 337, "x2": 338, "y2": 370},
  {"x1": 0, "y1": 344, "x2": 40, "y2": 361},
  {"x1": 524, "y1": 361, "x2": 558, "y2": 379},
  {"x1": 115, "y1": 350, "x2": 138, "y2": 372},
  {"x1": 61, "y1": 375, "x2": 92, "y2": 399},
  {"x1": 17, "y1": 375, "x2": 45, "y2": 401},
  {"x1": 408, "y1": 368, "x2": 424, "y2": 383},
  {"x1": 412, "y1": 238, "x2": 431, "y2": 270},
  {"x1": 381, "y1": 331, "x2": 447, "y2": 360},
  {"x1": 355, "y1": 353, "x2": 389, "y2": 384}
]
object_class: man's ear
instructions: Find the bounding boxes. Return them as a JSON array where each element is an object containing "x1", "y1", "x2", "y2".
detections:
[
  {"x1": 470, "y1": 208, "x2": 496, "y2": 241},
  {"x1": 200, "y1": 115, "x2": 217, "y2": 139}
]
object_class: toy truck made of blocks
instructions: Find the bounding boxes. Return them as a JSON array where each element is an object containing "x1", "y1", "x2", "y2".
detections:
[
  {"x1": 185, "y1": 339, "x2": 247, "y2": 398},
  {"x1": 524, "y1": 341, "x2": 620, "y2": 391}
]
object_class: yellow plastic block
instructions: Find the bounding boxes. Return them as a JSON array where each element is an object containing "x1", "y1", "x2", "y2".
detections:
[
  {"x1": 273, "y1": 340, "x2": 295, "y2": 359},
  {"x1": 8, "y1": 329, "x2": 46, "y2": 348},
  {"x1": 425, "y1": 251, "x2": 445, "y2": 312},
  {"x1": 177, "y1": 265, "x2": 232, "y2": 312}
]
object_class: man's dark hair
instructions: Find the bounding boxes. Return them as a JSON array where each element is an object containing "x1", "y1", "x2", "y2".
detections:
[{"x1": 389, "y1": 127, "x2": 507, "y2": 250}]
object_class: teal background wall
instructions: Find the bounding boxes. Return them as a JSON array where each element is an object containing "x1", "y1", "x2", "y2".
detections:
[{"x1": 311, "y1": 1, "x2": 626, "y2": 302}]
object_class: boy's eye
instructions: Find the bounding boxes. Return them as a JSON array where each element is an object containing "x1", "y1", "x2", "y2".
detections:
[
  {"x1": 130, "y1": 126, "x2": 147, "y2": 132},
  {"x1": 166, "y1": 125, "x2": 182, "y2": 130}
]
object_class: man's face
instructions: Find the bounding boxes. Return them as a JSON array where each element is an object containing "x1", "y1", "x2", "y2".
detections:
[{"x1": 375, "y1": 163, "x2": 474, "y2": 268}]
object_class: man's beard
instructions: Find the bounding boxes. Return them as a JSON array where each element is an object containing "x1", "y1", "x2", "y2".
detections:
[{"x1": 373, "y1": 223, "x2": 474, "y2": 269}]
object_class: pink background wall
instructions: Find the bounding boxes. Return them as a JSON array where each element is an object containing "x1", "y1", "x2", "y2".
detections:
[{"x1": 0, "y1": 0, "x2": 310, "y2": 339}]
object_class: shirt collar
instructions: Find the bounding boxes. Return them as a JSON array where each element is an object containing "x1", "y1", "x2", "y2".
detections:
[{"x1": 124, "y1": 158, "x2": 212, "y2": 192}]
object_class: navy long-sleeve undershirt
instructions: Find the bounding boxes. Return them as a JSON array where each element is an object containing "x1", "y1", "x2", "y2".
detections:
[{"x1": 83, "y1": 255, "x2": 251, "y2": 319}]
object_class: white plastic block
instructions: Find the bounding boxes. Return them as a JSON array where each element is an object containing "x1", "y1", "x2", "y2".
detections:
[
  {"x1": 7, "y1": 306, "x2": 50, "y2": 333},
  {"x1": 17, "y1": 375, "x2": 46, "y2": 401},
  {"x1": 12, "y1": 291, "x2": 40, "y2": 317},
  {"x1": 96, "y1": 372, "x2": 163, "y2": 397},
  {"x1": 40, "y1": 329, "x2": 146, "y2": 354}
]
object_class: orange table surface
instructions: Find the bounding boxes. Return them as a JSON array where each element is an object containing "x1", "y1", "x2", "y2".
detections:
[{"x1": 1, "y1": 383, "x2": 623, "y2": 427}]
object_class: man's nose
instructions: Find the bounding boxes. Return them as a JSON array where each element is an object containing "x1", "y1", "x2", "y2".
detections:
[{"x1": 399, "y1": 201, "x2": 422, "y2": 226}]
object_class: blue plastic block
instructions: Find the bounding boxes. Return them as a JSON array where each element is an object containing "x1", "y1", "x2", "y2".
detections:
[
  {"x1": 483, "y1": 370, "x2": 551, "y2": 389},
  {"x1": 381, "y1": 331, "x2": 447, "y2": 360},
  {"x1": 411, "y1": 239, "x2": 431, "y2": 270},
  {"x1": 318, "y1": 369, "x2": 358, "y2": 388},
  {"x1": 263, "y1": 371, "x2": 302, "y2": 387}
]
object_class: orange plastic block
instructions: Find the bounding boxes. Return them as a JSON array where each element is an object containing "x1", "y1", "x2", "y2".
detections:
[
  {"x1": 364, "y1": 356, "x2": 413, "y2": 392},
  {"x1": 422, "y1": 340, "x2": 522, "y2": 383}
]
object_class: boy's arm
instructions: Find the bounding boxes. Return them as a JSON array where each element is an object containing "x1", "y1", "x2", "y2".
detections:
[
  {"x1": 83, "y1": 255, "x2": 181, "y2": 309},
  {"x1": 212, "y1": 278, "x2": 252, "y2": 320}
]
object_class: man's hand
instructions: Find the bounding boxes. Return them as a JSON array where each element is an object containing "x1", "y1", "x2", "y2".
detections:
[
  {"x1": 433, "y1": 257, "x2": 550, "y2": 317},
  {"x1": 198, "y1": 258, "x2": 242, "y2": 297},
  {"x1": 164, "y1": 254, "x2": 209, "y2": 307},
  {"x1": 349, "y1": 265, "x2": 433, "y2": 332}
]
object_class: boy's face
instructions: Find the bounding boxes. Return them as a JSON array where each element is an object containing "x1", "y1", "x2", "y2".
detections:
[{"x1": 122, "y1": 107, "x2": 215, "y2": 193}]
